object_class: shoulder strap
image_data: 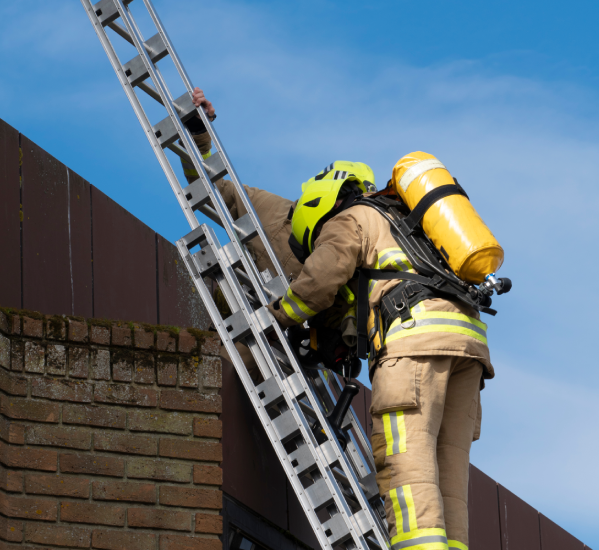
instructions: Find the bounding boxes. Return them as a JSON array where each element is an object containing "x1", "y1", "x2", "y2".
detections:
[{"x1": 403, "y1": 179, "x2": 468, "y2": 232}]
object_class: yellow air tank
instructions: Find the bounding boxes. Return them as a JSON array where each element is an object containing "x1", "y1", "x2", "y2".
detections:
[{"x1": 391, "y1": 152, "x2": 503, "y2": 284}]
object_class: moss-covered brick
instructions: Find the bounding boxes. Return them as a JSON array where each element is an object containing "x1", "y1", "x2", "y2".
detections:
[
  {"x1": 94, "y1": 384, "x2": 157, "y2": 408},
  {"x1": 159, "y1": 390, "x2": 221, "y2": 414},
  {"x1": 112, "y1": 324, "x2": 132, "y2": 347},
  {"x1": 179, "y1": 356, "x2": 199, "y2": 388},
  {"x1": 63, "y1": 404, "x2": 126, "y2": 430},
  {"x1": 68, "y1": 319, "x2": 88, "y2": 343},
  {"x1": 201, "y1": 356, "x2": 222, "y2": 389},
  {"x1": 22, "y1": 316, "x2": 43, "y2": 338},
  {"x1": 94, "y1": 433, "x2": 157, "y2": 456},
  {"x1": 91, "y1": 349, "x2": 111, "y2": 381},
  {"x1": 134, "y1": 327, "x2": 154, "y2": 350},
  {"x1": 0, "y1": 367, "x2": 27, "y2": 397},
  {"x1": 134, "y1": 352, "x2": 155, "y2": 385},
  {"x1": 157, "y1": 356, "x2": 177, "y2": 387},
  {"x1": 0, "y1": 334, "x2": 10, "y2": 369},
  {"x1": 46, "y1": 315, "x2": 66, "y2": 340},
  {"x1": 31, "y1": 378, "x2": 92, "y2": 404},
  {"x1": 0, "y1": 395, "x2": 59, "y2": 423},
  {"x1": 178, "y1": 330, "x2": 195, "y2": 354},
  {"x1": 156, "y1": 331, "x2": 176, "y2": 352},
  {"x1": 69, "y1": 346, "x2": 89, "y2": 379},
  {"x1": 24, "y1": 341, "x2": 44, "y2": 374},
  {"x1": 112, "y1": 350, "x2": 134, "y2": 382},
  {"x1": 10, "y1": 340, "x2": 24, "y2": 372},
  {"x1": 90, "y1": 325, "x2": 110, "y2": 345},
  {"x1": 25, "y1": 425, "x2": 91, "y2": 451}
]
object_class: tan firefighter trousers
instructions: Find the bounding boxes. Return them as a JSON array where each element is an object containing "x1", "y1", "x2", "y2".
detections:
[{"x1": 370, "y1": 355, "x2": 483, "y2": 550}]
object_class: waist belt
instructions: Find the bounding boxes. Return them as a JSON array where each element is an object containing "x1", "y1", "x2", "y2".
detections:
[{"x1": 357, "y1": 269, "x2": 481, "y2": 360}]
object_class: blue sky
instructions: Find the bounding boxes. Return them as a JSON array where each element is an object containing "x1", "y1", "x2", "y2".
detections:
[{"x1": 1, "y1": 0, "x2": 598, "y2": 546}]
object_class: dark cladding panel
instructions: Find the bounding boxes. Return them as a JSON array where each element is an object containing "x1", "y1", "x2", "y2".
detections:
[
  {"x1": 539, "y1": 514, "x2": 584, "y2": 550},
  {"x1": 21, "y1": 136, "x2": 72, "y2": 315},
  {"x1": 498, "y1": 484, "x2": 541, "y2": 550},
  {"x1": 468, "y1": 464, "x2": 501, "y2": 550},
  {"x1": 66, "y1": 169, "x2": 93, "y2": 318},
  {"x1": 91, "y1": 185, "x2": 157, "y2": 323},
  {"x1": 287, "y1": 479, "x2": 320, "y2": 549},
  {"x1": 0, "y1": 119, "x2": 21, "y2": 308},
  {"x1": 156, "y1": 235, "x2": 210, "y2": 329},
  {"x1": 221, "y1": 357, "x2": 288, "y2": 530}
]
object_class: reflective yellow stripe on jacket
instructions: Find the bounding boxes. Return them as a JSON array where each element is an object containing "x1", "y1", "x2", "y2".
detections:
[
  {"x1": 282, "y1": 287, "x2": 317, "y2": 324},
  {"x1": 182, "y1": 150, "x2": 213, "y2": 178},
  {"x1": 368, "y1": 247, "x2": 415, "y2": 298},
  {"x1": 385, "y1": 310, "x2": 487, "y2": 346},
  {"x1": 448, "y1": 541, "x2": 468, "y2": 550}
]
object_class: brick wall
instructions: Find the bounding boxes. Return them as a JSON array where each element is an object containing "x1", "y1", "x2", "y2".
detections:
[{"x1": 0, "y1": 308, "x2": 223, "y2": 550}]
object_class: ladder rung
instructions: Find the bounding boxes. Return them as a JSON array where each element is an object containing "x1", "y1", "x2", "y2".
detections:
[
  {"x1": 233, "y1": 213, "x2": 259, "y2": 244},
  {"x1": 123, "y1": 33, "x2": 168, "y2": 87},
  {"x1": 272, "y1": 410, "x2": 301, "y2": 443},
  {"x1": 223, "y1": 310, "x2": 252, "y2": 343},
  {"x1": 306, "y1": 478, "x2": 335, "y2": 511},
  {"x1": 322, "y1": 513, "x2": 352, "y2": 547},
  {"x1": 203, "y1": 152, "x2": 228, "y2": 182},
  {"x1": 256, "y1": 377, "x2": 284, "y2": 409},
  {"x1": 93, "y1": 0, "x2": 132, "y2": 26},
  {"x1": 289, "y1": 444, "x2": 317, "y2": 477}
]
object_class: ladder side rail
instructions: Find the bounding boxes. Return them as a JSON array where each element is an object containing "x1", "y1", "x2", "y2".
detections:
[
  {"x1": 80, "y1": 0, "x2": 199, "y2": 230},
  {"x1": 141, "y1": 0, "x2": 289, "y2": 285},
  {"x1": 192, "y1": 226, "x2": 388, "y2": 548},
  {"x1": 174, "y1": 241, "x2": 333, "y2": 550},
  {"x1": 82, "y1": 2, "x2": 387, "y2": 546},
  {"x1": 109, "y1": 0, "x2": 274, "y2": 311},
  {"x1": 178, "y1": 228, "x2": 376, "y2": 549}
]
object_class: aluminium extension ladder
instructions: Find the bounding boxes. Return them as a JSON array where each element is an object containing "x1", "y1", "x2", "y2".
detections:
[{"x1": 80, "y1": 1, "x2": 389, "y2": 548}]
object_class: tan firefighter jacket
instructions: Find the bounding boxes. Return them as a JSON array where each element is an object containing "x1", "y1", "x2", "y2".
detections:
[
  {"x1": 182, "y1": 132, "x2": 303, "y2": 280},
  {"x1": 267, "y1": 203, "x2": 494, "y2": 379}
]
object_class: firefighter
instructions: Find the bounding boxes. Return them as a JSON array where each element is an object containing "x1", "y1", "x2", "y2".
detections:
[
  {"x1": 182, "y1": 89, "x2": 357, "y2": 380},
  {"x1": 267, "y1": 165, "x2": 494, "y2": 550}
]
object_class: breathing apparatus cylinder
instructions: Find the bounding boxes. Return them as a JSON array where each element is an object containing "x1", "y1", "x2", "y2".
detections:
[{"x1": 391, "y1": 152, "x2": 504, "y2": 284}]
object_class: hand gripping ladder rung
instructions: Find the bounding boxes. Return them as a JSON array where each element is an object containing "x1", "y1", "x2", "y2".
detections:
[{"x1": 80, "y1": 1, "x2": 389, "y2": 548}]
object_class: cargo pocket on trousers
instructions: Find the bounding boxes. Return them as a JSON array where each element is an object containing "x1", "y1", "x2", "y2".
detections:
[{"x1": 370, "y1": 357, "x2": 421, "y2": 415}]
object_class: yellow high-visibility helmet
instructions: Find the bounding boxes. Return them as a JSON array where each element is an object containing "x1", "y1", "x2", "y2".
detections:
[{"x1": 289, "y1": 161, "x2": 375, "y2": 263}]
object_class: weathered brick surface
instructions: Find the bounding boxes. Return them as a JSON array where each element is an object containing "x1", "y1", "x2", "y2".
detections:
[
  {"x1": 63, "y1": 404, "x2": 126, "y2": 429},
  {"x1": 178, "y1": 331, "x2": 196, "y2": 354},
  {"x1": 22, "y1": 318, "x2": 42, "y2": 339},
  {"x1": 0, "y1": 370, "x2": 27, "y2": 397},
  {"x1": 93, "y1": 481, "x2": 156, "y2": 503},
  {"x1": 24, "y1": 523, "x2": 91, "y2": 547},
  {"x1": 159, "y1": 439, "x2": 222, "y2": 462},
  {"x1": 0, "y1": 417, "x2": 24, "y2": 445},
  {"x1": 68, "y1": 320, "x2": 89, "y2": 344},
  {"x1": 134, "y1": 328, "x2": 154, "y2": 350},
  {"x1": 94, "y1": 433, "x2": 157, "y2": 456},
  {"x1": 128, "y1": 508, "x2": 191, "y2": 531},
  {"x1": 179, "y1": 357, "x2": 199, "y2": 388},
  {"x1": 60, "y1": 454, "x2": 124, "y2": 477},
  {"x1": 129, "y1": 411, "x2": 191, "y2": 435},
  {"x1": 0, "y1": 494, "x2": 57, "y2": 520},
  {"x1": 193, "y1": 465, "x2": 222, "y2": 486},
  {"x1": 156, "y1": 357, "x2": 177, "y2": 387},
  {"x1": 127, "y1": 458, "x2": 191, "y2": 484},
  {"x1": 91, "y1": 349, "x2": 111, "y2": 380},
  {"x1": 0, "y1": 515, "x2": 23, "y2": 542},
  {"x1": 0, "y1": 441, "x2": 57, "y2": 471},
  {"x1": 160, "y1": 391, "x2": 221, "y2": 413},
  {"x1": 0, "y1": 396, "x2": 59, "y2": 423},
  {"x1": 31, "y1": 377, "x2": 92, "y2": 403},
  {"x1": 156, "y1": 332, "x2": 175, "y2": 353},
  {"x1": 159, "y1": 486, "x2": 222, "y2": 509},
  {"x1": 111, "y1": 325, "x2": 132, "y2": 347},
  {"x1": 0, "y1": 310, "x2": 221, "y2": 547},
  {"x1": 0, "y1": 465, "x2": 23, "y2": 492},
  {"x1": 193, "y1": 418, "x2": 222, "y2": 439},
  {"x1": 133, "y1": 353, "x2": 154, "y2": 385},
  {"x1": 25, "y1": 425, "x2": 91, "y2": 450},
  {"x1": 201, "y1": 357, "x2": 222, "y2": 389},
  {"x1": 112, "y1": 351, "x2": 133, "y2": 383},
  {"x1": 23, "y1": 342, "x2": 44, "y2": 374},
  {"x1": 61, "y1": 501, "x2": 125, "y2": 526},
  {"x1": 195, "y1": 513, "x2": 222, "y2": 535},
  {"x1": 93, "y1": 529, "x2": 156, "y2": 550},
  {"x1": 25, "y1": 474, "x2": 89, "y2": 498},
  {"x1": 9, "y1": 341, "x2": 23, "y2": 373},
  {"x1": 90, "y1": 325, "x2": 110, "y2": 345},
  {"x1": 69, "y1": 347, "x2": 89, "y2": 379},
  {"x1": 95, "y1": 384, "x2": 157, "y2": 408},
  {"x1": 46, "y1": 344, "x2": 66, "y2": 375},
  {"x1": 159, "y1": 534, "x2": 221, "y2": 550}
]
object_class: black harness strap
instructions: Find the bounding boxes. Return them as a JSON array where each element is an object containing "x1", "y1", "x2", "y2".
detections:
[
  {"x1": 357, "y1": 269, "x2": 434, "y2": 359},
  {"x1": 403, "y1": 182, "x2": 469, "y2": 232}
]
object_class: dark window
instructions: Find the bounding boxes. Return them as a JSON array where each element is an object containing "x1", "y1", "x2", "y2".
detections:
[{"x1": 229, "y1": 529, "x2": 270, "y2": 550}]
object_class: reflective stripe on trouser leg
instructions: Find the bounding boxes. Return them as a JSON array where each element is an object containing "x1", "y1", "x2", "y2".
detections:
[
  {"x1": 448, "y1": 540, "x2": 468, "y2": 550},
  {"x1": 390, "y1": 528, "x2": 449, "y2": 549},
  {"x1": 383, "y1": 411, "x2": 407, "y2": 455}
]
